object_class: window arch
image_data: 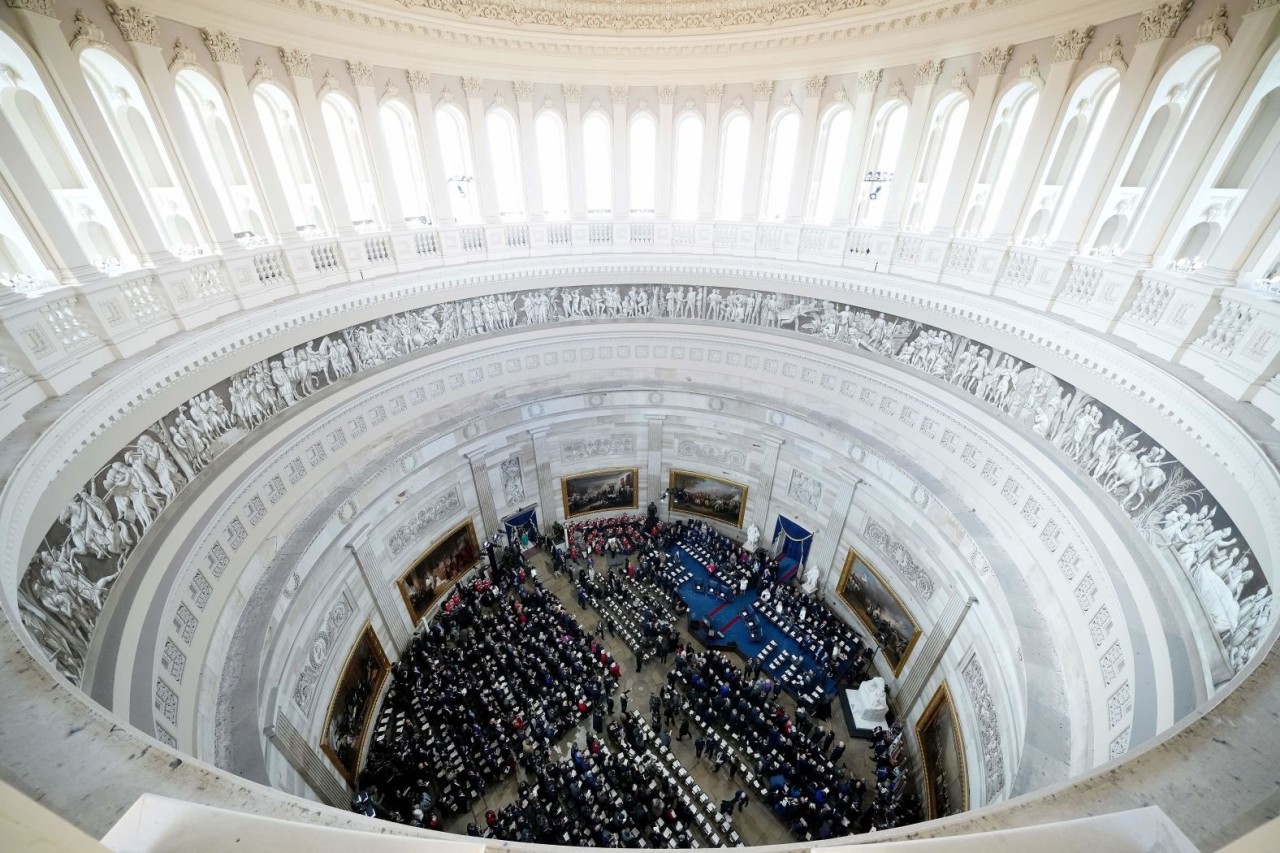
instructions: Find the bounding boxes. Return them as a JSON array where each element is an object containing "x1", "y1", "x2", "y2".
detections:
[
  {"x1": 855, "y1": 100, "x2": 908, "y2": 226},
  {"x1": 671, "y1": 111, "x2": 703, "y2": 221},
  {"x1": 80, "y1": 48, "x2": 203, "y2": 254},
  {"x1": 582, "y1": 111, "x2": 612, "y2": 215},
  {"x1": 907, "y1": 92, "x2": 970, "y2": 231},
  {"x1": 320, "y1": 92, "x2": 381, "y2": 227},
  {"x1": 629, "y1": 112, "x2": 657, "y2": 216},
  {"x1": 534, "y1": 110, "x2": 570, "y2": 220},
  {"x1": 174, "y1": 69, "x2": 267, "y2": 239},
  {"x1": 761, "y1": 109, "x2": 801, "y2": 221},
  {"x1": 715, "y1": 111, "x2": 751, "y2": 220},
  {"x1": 485, "y1": 108, "x2": 526, "y2": 220},
  {"x1": 253, "y1": 82, "x2": 327, "y2": 233},
  {"x1": 0, "y1": 192, "x2": 52, "y2": 286},
  {"x1": 434, "y1": 103, "x2": 479, "y2": 224},
  {"x1": 1022, "y1": 68, "x2": 1121, "y2": 243},
  {"x1": 963, "y1": 82, "x2": 1039, "y2": 237},
  {"x1": 807, "y1": 105, "x2": 853, "y2": 224},
  {"x1": 378, "y1": 99, "x2": 432, "y2": 224}
]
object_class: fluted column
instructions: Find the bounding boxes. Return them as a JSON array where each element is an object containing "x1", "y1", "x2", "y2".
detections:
[
  {"x1": 347, "y1": 527, "x2": 413, "y2": 650},
  {"x1": 645, "y1": 415, "x2": 665, "y2": 509},
  {"x1": 932, "y1": 54, "x2": 1007, "y2": 236},
  {"x1": 988, "y1": 31, "x2": 1093, "y2": 241},
  {"x1": 699, "y1": 84, "x2": 724, "y2": 221},
  {"x1": 835, "y1": 71, "x2": 880, "y2": 225},
  {"x1": 8, "y1": 6, "x2": 176, "y2": 265},
  {"x1": 205, "y1": 36, "x2": 298, "y2": 241},
  {"x1": 655, "y1": 86, "x2": 675, "y2": 219},
  {"x1": 528, "y1": 426, "x2": 560, "y2": 525},
  {"x1": 882, "y1": 61, "x2": 942, "y2": 229},
  {"x1": 1052, "y1": 18, "x2": 1185, "y2": 252},
  {"x1": 896, "y1": 591, "x2": 975, "y2": 709},
  {"x1": 349, "y1": 62, "x2": 405, "y2": 229},
  {"x1": 514, "y1": 82, "x2": 544, "y2": 221},
  {"x1": 564, "y1": 85, "x2": 587, "y2": 218},
  {"x1": 466, "y1": 449, "x2": 500, "y2": 538},
  {"x1": 810, "y1": 477, "x2": 859, "y2": 590},
  {"x1": 787, "y1": 76, "x2": 824, "y2": 223},
  {"x1": 611, "y1": 86, "x2": 630, "y2": 217},
  {"x1": 405, "y1": 71, "x2": 455, "y2": 225},
  {"x1": 115, "y1": 18, "x2": 238, "y2": 252},
  {"x1": 748, "y1": 434, "x2": 784, "y2": 532},
  {"x1": 741, "y1": 80, "x2": 772, "y2": 222},
  {"x1": 265, "y1": 704, "x2": 348, "y2": 804},
  {"x1": 1134, "y1": 3, "x2": 1280, "y2": 263},
  {"x1": 280, "y1": 49, "x2": 352, "y2": 233}
]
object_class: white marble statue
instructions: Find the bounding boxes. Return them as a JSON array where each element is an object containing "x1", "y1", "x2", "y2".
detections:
[
  {"x1": 745, "y1": 523, "x2": 760, "y2": 552},
  {"x1": 801, "y1": 563, "x2": 820, "y2": 595},
  {"x1": 858, "y1": 676, "x2": 889, "y2": 715}
]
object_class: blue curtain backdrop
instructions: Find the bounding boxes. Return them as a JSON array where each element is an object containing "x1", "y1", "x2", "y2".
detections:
[
  {"x1": 772, "y1": 515, "x2": 814, "y2": 565},
  {"x1": 504, "y1": 506, "x2": 538, "y2": 539}
]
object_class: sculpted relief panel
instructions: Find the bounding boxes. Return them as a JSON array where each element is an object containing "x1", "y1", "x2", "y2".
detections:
[{"x1": 19, "y1": 282, "x2": 1270, "y2": 686}]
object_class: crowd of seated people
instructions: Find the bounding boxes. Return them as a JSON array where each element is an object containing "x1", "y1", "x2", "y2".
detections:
[
  {"x1": 672, "y1": 520, "x2": 779, "y2": 594},
  {"x1": 356, "y1": 572, "x2": 619, "y2": 828},
  {"x1": 673, "y1": 649, "x2": 920, "y2": 838},
  {"x1": 568, "y1": 515, "x2": 663, "y2": 561},
  {"x1": 755, "y1": 583, "x2": 866, "y2": 683}
]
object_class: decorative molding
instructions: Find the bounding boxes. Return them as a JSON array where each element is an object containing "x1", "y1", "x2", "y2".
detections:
[
  {"x1": 950, "y1": 69, "x2": 971, "y2": 95},
  {"x1": 500, "y1": 456, "x2": 525, "y2": 504},
  {"x1": 386, "y1": 487, "x2": 463, "y2": 556},
  {"x1": 562, "y1": 435, "x2": 634, "y2": 462},
  {"x1": 788, "y1": 470, "x2": 822, "y2": 511},
  {"x1": 856, "y1": 69, "x2": 882, "y2": 94},
  {"x1": 1053, "y1": 27, "x2": 1095, "y2": 62},
  {"x1": 1138, "y1": 1, "x2": 1192, "y2": 42},
  {"x1": 833, "y1": 85, "x2": 849, "y2": 103},
  {"x1": 383, "y1": 80, "x2": 400, "y2": 99},
  {"x1": 405, "y1": 69, "x2": 431, "y2": 94},
  {"x1": 1192, "y1": 4, "x2": 1230, "y2": 44},
  {"x1": 250, "y1": 57, "x2": 274, "y2": 85},
  {"x1": 961, "y1": 657, "x2": 1007, "y2": 799},
  {"x1": 703, "y1": 82, "x2": 724, "y2": 101},
  {"x1": 915, "y1": 59, "x2": 944, "y2": 87},
  {"x1": 348, "y1": 60, "x2": 374, "y2": 88},
  {"x1": 513, "y1": 80, "x2": 535, "y2": 102},
  {"x1": 70, "y1": 10, "x2": 108, "y2": 51},
  {"x1": 1247, "y1": 0, "x2": 1280, "y2": 12},
  {"x1": 888, "y1": 78, "x2": 907, "y2": 100},
  {"x1": 201, "y1": 29, "x2": 241, "y2": 65},
  {"x1": 657, "y1": 84, "x2": 676, "y2": 105},
  {"x1": 752, "y1": 79, "x2": 774, "y2": 100},
  {"x1": 290, "y1": 594, "x2": 354, "y2": 709},
  {"x1": 804, "y1": 74, "x2": 826, "y2": 98},
  {"x1": 278, "y1": 47, "x2": 312, "y2": 79},
  {"x1": 978, "y1": 46, "x2": 1013, "y2": 77},
  {"x1": 1019, "y1": 55, "x2": 1043, "y2": 84},
  {"x1": 863, "y1": 517, "x2": 935, "y2": 600},
  {"x1": 1095, "y1": 34, "x2": 1127, "y2": 69},
  {"x1": 462, "y1": 76, "x2": 485, "y2": 99},
  {"x1": 562, "y1": 82, "x2": 581, "y2": 103},
  {"x1": 169, "y1": 38, "x2": 199, "y2": 71},
  {"x1": 675, "y1": 438, "x2": 746, "y2": 470},
  {"x1": 107, "y1": 4, "x2": 159, "y2": 47},
  {"x1": 609, "y1": 84, "x2": 630, "y2": 105},
  {"x1": 4, "y1": 0, "x2": 56, "y2": 18}
]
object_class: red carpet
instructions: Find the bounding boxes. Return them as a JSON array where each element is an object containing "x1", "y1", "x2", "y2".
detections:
[
  {"x1": 707, "y1": 600, "x2": 730, "y2": 620},
  {"x1": 719, "y1": 612, "x2": 744, "y2": 632}
]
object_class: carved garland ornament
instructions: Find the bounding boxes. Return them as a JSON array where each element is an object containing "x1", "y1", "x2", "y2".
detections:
[{"x1": 676, "y1": 438, "x2": 746, "y2": 470}]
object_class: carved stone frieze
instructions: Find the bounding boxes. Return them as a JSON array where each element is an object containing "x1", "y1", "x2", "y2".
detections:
[
  {"x1": 788, "y1": 470, "x2": 822, "y2": 511},
  {"x1": 863, "y1": 518, "x2": 935, "y2": 600},
  {"x1": 386, "y1": 487, "x2": 463, "y2": 556},
  {"x1": 563, "y1": 436, "x2": 634, "y2": 462},
  {"x1": 962, "y1": 657, "x2": 1007, "y2": 799},
  {"x1": 201, "y1": 29, "x2": 241, "y2": 64},
  {"x1": 500, "y1": 456, "x2": 525, "y2": 504},
  {"x1": 278, "y1": 48, "x2": 312, "y2": 78},
  {"x1": 978, "y1": 46, "x2": 1013, "y2": 77},
  {"x1": 291, "y1": 596, "x2": 353, "y2": 709},
  {"x1": 1053, "y1": 27, "x2": 1095, "y2": 62},
  {"x1": 676, "y1": 438, "x2": 746, "y2": 470}
]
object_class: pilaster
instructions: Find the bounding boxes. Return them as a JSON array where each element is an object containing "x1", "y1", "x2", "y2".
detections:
[
  {"x1": 514, "y1": 83, "x2": 544, "y2": 221},
  {"x1": 748, "y1": 433, "x2": 784, "y2": 531},
  {"x1": 611, "y1": 85, "x2": 629, "y2": 217},
  {"x1": 655, "y1": 86, "x2": 675, "y2": 219},
  {"x1": 466, "y1": 449, "x2": 500, "y2": 538},
  {"x1": 347, "y1": 528, "x2": 413, "y2": 651},
  {"x1": 528, "y1": 426, "x2": 560, "y2": 526},
  {"x1": 405, "y1": 71, "x2": 455, "y2": 225},
  {"x1": 896, "y1": 592, "x2": 976, "y2": 710},
  {"x1": 835, "y1": 72, "x2": 880, "y2": 225},
  {"x1": 563, "y1": 85, "x2": 587, "y2": 218},
  {"x1": 786, "y1": 76, "x2": 824, "y2": 223},
  {"x1": 281, "y1": 50, "x2": 353, "y2": 233},
  {"x1": 933, "y1": 68, "x2": 1003, "y2": 236},
  {"x1": 741, "y1": 81, "x2": 772, "y2": 222},
  {"x1": 699, "y1": 84, "x2": 723, "y2": 221},
  {"x1": 811, "y1": 477, "x2": 859, "y2": 590},
  {"x1": 645, "y1": 415, "x2": 665, "y2": 510},
  {"x1": 264, "y1": 702, "x2": 348, "y2": 805},
  {"x1": 350, "y1": 64, "x2": 405, "y2": 229},
  {"x1": 881, "y1": 61, "x2": 941, "y2": 229}
]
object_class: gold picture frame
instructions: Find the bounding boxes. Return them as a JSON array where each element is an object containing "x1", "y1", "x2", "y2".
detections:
[
  {"x1": 561, "y1": 467, "x2": 639, "y2": 519},
  {"x1": 395, "y1": 518, "x2": 481, "y2": 625},
  {"x1": 835, "y1": 547, "x2": 922, "y2": 676},
  {"x1": 319, "y1": 622, "x2": 390, "y2": 786},
  {"x1": 915, "y1": 681, "x2": 969, "y2": 819},
  {"x1": 667, "y1": 470, "x2": 748, "y2": 528}
]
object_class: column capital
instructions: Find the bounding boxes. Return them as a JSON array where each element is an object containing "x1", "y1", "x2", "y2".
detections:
[
  {"x1": 704, "y1": 82, "x2": 725, "y2": 102},
  {"x1": 348, "y1": 60, "x2": 374, "y2": 88},
  {"x1": 1137, "y1": 0, "x2": 1192, "y2": 43},
  {"x1": 514, "y1": 80, "x2": 535, "y2": 102},
  {"x1": 1053, "y1": 27, "x2": 1094, "y2": 62},
  {"x1": 978, "y1": 45, "x2": 1013, "y2": 77},
  {"x1": 3, "y1": 0, "x2": 56, "y2": 19},
  {"x1": 610, "y1": 84, "x2": 630, "y2": 105},
  {"x1": 657, "y1": 84, "x2": 676, "y2": 105},
  {"x1": 914, "y1": 59, "x2": 943, "y2": 87},
  {"x1": 201, "y1": 29, "x2": 241, "y2": 65},
  {"x1": 406, "y1": 69, "x2": 431, "y2": 94},
  {"x1": 562, "y1": 82, "x2": 582, "y2": 104},
  {"x1": 804, "y1": 74, "x2": 826, "y2": 99},
  {"x1": 856, "y1": 69, "x2": 882, "y2": 94},
  {"x1": 107, "y1": 3, "x2": 159, "y2": 47},
  {"x1": 278, "y1": 47, "x2": 312, "y2": 79},
  {"x1": 461, "y1": 75, "x2": 485, "y2": 100},
  {"x1": 752, "y1": 79, "x2": 774, "y2": 101}
]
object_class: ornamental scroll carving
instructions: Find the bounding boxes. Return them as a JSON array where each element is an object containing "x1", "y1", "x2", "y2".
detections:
[
  {"x1": 386, "y1": 487, "x2": 463, "y2": 556},
  {"x1": 676, "y1": 439, "x2": 746, "y2": 470},
  {"x1": 788, "y1": 470, "x2": 823, "y2": 511},
  {"x1": 962, "y1": 657, "x2": 1006, "y2": 799},
  {"x1": 863, "y1": 518, "x2": 935, "y2": 600},
  {"x1": 291, "y1": 596, "x2": 353, "y2": 709},
  {"x1": 563, "y1": 436, "x2": 634, "y2": 462}
]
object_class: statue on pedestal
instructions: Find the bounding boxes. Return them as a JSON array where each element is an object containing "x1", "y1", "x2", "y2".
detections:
[
  {"x1": 801, "y1": 563, "x2": 820, "y2": 595},
  {"x1": 745, "y1": 522, "x2": 760, "y2": 552}
]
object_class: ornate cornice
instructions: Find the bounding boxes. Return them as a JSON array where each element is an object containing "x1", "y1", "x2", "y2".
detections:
[
  {"x1": 348, "y1": 60, "x2": 374, "y2": 88},
  {"x1": 279, "y1": 48, "x2": 312, "y2": 79},
  {"x1": 462, "y1": 76, "x2": 485, "y2": 99},
  {"x1": 978, "y1": 46, "x2": 1013, "y2": 77},
  {"x1": 752, "y1": 79, "x2": 773, "y2": 100},
  {"x1": 406, "y1": 69, "x2": 431, "y2": 94},
  {"x1": 1192, "y1": 4, "x2": 1230, "y2": 44},
  {"x1": 107, "y1": 4, "x2": 158, "y2": 47},
  {"x1": 169, "y1": 38, "x2": 199, "y2": 71},
  {"x1": 1053, "y1": 27, "x2": 1094, "y2": 62},
  {"x1": 915, "y1": 59, "x2": 943, "y2": 86},
  {"x1": 856, "y1": 68, "x2": 881, "y2": 94},
  {"x1": 70, "y1": 10, "x2": 108, "y2": 51},
  {"x1": 201, "y1": 29, "x2": 241, "y2": 65},
  {"x1": 1138, "y1": 1, "x2": 1192, "y2": 42},
  {"x1": 4, "y1": 0, "x2": 56, "y2": 18},
  {"x1": 562, "y1": 82, "x2": 581, "y2": 103}
]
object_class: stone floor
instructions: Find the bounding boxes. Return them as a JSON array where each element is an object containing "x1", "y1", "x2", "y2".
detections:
[{"x1": 438, "y1": 552, "x2": 875, "y2": 846}]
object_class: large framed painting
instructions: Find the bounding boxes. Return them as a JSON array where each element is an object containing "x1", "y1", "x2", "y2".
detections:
[
  {"x1": 916, "y1": 681, "x2": 968, "y2": 819},
  {"x1": 396, "y1": 519, "x2": 481, "y2": 624},
  {"x1": 668, "y1": 470, "x2": 748, "y2": 528},
  {"x1": 561, "y1": 468, "x2": 638, "y2": 518},
  {"x1": 320, "y1": 622, "x2": 390, "y2": 785},
  {"x1": 836, "y1": 548, "x2": 922, "y2": 676}
]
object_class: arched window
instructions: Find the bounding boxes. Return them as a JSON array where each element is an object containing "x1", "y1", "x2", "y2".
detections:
[
  {"x1": 535, "y1": 110, "x2": 570, "y2": 220},
  {"x1": 761, "y1": 110, "x2": 800, "y2": 221},
  {"x1": 906, "y1": 92, "x2": 969, "y2": 231},
  {"x1": 80, "y1": 48, "x2": 203, "y2": 254},
  {"x1": 379, "y1": 99, "x2": 432, "y2": 224},
  {"x1": 0, "y1": 193, "x2": 52, "y2": 285},
  {"x1": 963, "y1": 82, "x2": 1039, "y2": 236},
  {"x1": 174, "y1": 70, "x2": 267, "y2": 239},
  {"x1": 1022, "y1": 68, "x2": 1120, "y2": 243},
  {"x1": 856, "y1": 101, "x2": 907, "y2": 226},
  {"x1": 582, "y1": 111, "x2": 612, "y2": 215},
  {"x1": 485, "y1": 108, "x2": 525, "y2": 220},
  {"x1": 254, "y1": 83, "x2": 326, "y2": 233},
  {"x1": 629, "y1": 112, "x2": 657, "y2": 216},
  {"x1": 671, "y1": 112, "x2": 703, "y2": 221},
  {"x1": 1215, "y1": 89, "x2": 1280, "y2": 189},
  {"x1": 320, "y1": 92, "x2": 381, "y2": 227},
  {"x1": 1090, "y1": 45, "x2": 1218, "y2": 252},
  {"x1": 434, "y1": 103, "x2": 479, "y2": 224},
  {"x1": 807, "y1": 105, "x2": 853, "y2": 224},
  {"x1": 715, "y1": 111, "x2": 751, "y2": 220}
]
